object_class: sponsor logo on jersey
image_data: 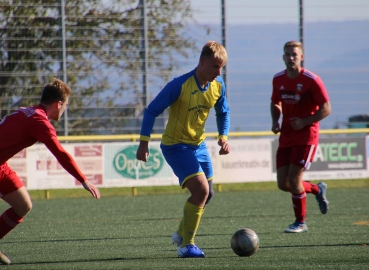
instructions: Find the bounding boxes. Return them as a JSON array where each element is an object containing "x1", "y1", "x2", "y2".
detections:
[
  {"x1": 297, "y1": 84, "x2": 303, "y2": 92},
  {"x1": 281, "y1": 93, "x2": 300, "y2": 103},
  {"x1": 188, "y1": 104, "x2": 209, "y2": 112}
]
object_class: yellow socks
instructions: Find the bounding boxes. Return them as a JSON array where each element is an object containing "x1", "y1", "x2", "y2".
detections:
[
  {"x1": 177, "y1": 218, "x2": 184, "y2": 237},
  {"x1": 180, "y1": 201, "x2": 204, "y2": 247}
]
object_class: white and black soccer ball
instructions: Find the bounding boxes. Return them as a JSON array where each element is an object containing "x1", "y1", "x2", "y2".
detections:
[{"x1": 230, "y1": 228, "x2": 260, "y2": 257}]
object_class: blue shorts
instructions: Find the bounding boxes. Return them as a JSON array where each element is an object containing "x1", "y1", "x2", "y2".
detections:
[{"x1": 160, "y1": 142, "x2": 213, "y2": 187}]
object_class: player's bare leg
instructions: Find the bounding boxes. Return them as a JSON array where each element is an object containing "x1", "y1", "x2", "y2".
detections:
[
  {"x1": 1, "y1": 187, "x2": 32, "y2": 218},
  {"x1": 287, "y1": 164, "x2": 305, "y2": 194},
  {"x1": 276, "y1": 166, "x2": 290, "y2": 192},
  {"x1": 0, "y1": 187, "x2": 32, "y2": 264},
  {"x1": 185, "y1": 175, "x2": 209, "y2": 207}
]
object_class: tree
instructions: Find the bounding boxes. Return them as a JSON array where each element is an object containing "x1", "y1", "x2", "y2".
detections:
[{"x1": 0, "y1": 0, "x2": 198, "y2": 135}]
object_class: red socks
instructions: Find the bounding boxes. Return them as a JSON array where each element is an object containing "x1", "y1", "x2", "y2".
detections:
[
  {"x1": 289, "y1": 182, "x2": 319, "y2": 223},
  {"x1": 0, "y1": 208, "x2": 23, "y2": 239},
  {"x1": 292, "y1": 192, "x2": 306, "y2": 223},
  {"x1": 302, "y1": 181, "x2": 319, "y2": 195}
]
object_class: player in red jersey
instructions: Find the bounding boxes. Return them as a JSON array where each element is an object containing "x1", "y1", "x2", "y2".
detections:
[
  {"x1": 270, "y1": 41, "x2": 331, "y2": 233},
  {"x1": 0, "y1": 78, "x2": 100, "y2": 264}
]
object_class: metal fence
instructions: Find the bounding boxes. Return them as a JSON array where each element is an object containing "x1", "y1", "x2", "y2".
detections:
[{"x1": 1, "y1": 0, "x2": 368, "y2": 135}]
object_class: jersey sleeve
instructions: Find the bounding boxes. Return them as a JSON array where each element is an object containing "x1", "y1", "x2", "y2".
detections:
[
  {"x1": 312, "y1": 76, "x2": 330, "y2": 104},
  {"x1": 43, "y1": 138, "x2": 86, "y2": 183},
  {"x1": 271, "y1": 77, "x2": 280, "y2": 104},
  {"x1": 140, "y1": 79, "x2": 182, "y2": 141},
  {"x1": 28, "y1": 115, "x2": 58, "y2": 143},
  {"x1": 214, "y1": 78, "x2": 230, "y2": 140}
]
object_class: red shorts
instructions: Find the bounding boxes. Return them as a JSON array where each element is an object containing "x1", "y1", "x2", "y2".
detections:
[
  {"x1": 276, "y1": 145, "x2": 317, "y2": 170},
  {"x1": 0, "y1": 163, "x2": 24, "y2": 198}
]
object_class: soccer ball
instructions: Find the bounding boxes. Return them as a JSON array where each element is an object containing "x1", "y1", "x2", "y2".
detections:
[{"x1": 230, "y1": 228, "x2": 260, "y2": 257}]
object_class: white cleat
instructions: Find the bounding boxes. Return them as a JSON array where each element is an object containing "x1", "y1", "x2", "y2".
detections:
[
  {"x1": 172, "y1": 231, "x2": 183, "y2": 247},
  {"x1": 284, "y1": 222, "x2": 308, "y2": 233}
]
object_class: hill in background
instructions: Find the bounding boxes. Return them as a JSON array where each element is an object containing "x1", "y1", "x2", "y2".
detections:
[{"x1": 197, "y1": 20, "x2": 369, "y2": 132}]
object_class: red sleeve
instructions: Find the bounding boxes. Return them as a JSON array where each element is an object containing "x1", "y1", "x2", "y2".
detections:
[
  {"x1": 28, "y1": 113, "x2": 59, "y2": 143},
  {"x1": 313, "y1": 76, "x2": 329, "y2": 104},
  {"x1": 43, "y1": 139, "x2": 86, "y2": 183},
  {"x1": 271, "y1": 78, "x2": 280, "y2": 104}
]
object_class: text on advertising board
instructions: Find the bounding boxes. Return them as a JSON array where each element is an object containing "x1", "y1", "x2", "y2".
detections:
[{"x1": 113, "y1": 146, "x2": 164, "y2": 179}]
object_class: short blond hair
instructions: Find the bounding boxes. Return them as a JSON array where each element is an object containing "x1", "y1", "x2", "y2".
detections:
[
  {"x1": 40, "y1": 78, "x2": 71, "y2": 104},
  {"x1": 284, "y1": 41, "x2": 304, "y2": 54},
  {"x1": 200, "y1": 41, "x2": 228, "y2": 66}
]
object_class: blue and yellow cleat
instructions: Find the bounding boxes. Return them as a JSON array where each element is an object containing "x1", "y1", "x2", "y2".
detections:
[{"x1": 177, "y1": 244, "x2": 205, "y2": 258}]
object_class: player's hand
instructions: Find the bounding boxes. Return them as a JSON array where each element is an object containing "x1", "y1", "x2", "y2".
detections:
[
  {"x1": 82, "y1": 181, "x2": 101, "y2": 199},
  {"x1": 290, "y1": 117, "x2": 304, "y2": 130},
  {"x1": 136, "y1": 140, "x2": 149, "y2": 162},
  {"x1": 218, "y1": 138, "x2": 230, "y2": 155},
  {"x1": 271, "y1": 122, "x2": 280, "y2": 134}
]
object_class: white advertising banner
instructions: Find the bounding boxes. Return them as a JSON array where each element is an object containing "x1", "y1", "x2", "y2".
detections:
[
  {"x1": 6, "y1": 149, "x2": 27, "y2": 187},
  {"x1": 207, "y1": 139, "x2": 273, "y2": 183},
  {"x1": 6, "y1": 136, "x2": 368, "y2": 191},
  {"x1": 17, "y1": 143, "x2": 104, "y2": 190}
]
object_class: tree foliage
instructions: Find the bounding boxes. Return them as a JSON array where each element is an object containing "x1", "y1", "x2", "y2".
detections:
[{"x1": 0, "y1": 0, "x2": 197, "y2": 134}]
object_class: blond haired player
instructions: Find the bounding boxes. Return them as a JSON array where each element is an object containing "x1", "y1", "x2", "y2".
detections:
[
  {"x1": 271, "y1": 41, "x2": 331, "y2": 233},
  {"x1": 136, "y1": 41, "x2": 230, "y2": 257}
]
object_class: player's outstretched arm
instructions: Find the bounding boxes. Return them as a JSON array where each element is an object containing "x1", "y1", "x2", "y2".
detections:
[
  {"x1": 44, "y1": 139, "x2": 101, "y2": 199},
  {"x1": 82, "y1": 181, "x2": 101, "y2": 199}
]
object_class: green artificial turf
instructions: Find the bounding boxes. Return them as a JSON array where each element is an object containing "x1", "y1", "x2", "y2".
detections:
[
  {"x1": 0, "y1": 180, "x2": 368, "y2": 269},
  {"x1": 27, "y1": 178, "x2": 369, "y2": 200}
]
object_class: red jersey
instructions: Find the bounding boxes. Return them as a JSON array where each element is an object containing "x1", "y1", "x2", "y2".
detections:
[
  {"x1": 271, "y1": 68, "x2": 329, "y2": 147},
  {"x1": 0, "y1": 104, "x2": 86, "y2": 182},
  {"x1": 0, "y1": 105, "x2": 57, "y2": 163}
]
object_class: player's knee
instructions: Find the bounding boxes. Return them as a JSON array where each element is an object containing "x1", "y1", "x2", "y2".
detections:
[
  {"x1": 205, "y1": 188, "x2": 214, "y2": 205},
  {"x1": 25, "y1": 201, "x2": 33, "y2": 215},
  {"x1": 17, "y1": 201, "x2": 33, "y2": 217},
  {"x1": 277, "y1": 182, "x2": 290, "y2": 192}
]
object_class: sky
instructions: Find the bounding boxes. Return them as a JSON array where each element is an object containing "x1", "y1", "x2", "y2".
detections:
[
  {"x1": 185, "y1": 1, "x2": 369, "y2": 131},
  {"x1": 98, "y1": 1, "x2": 369, "y2": 132},
  {"x1": 190, "y1": 0, "x2": 369, "y2": 25}
]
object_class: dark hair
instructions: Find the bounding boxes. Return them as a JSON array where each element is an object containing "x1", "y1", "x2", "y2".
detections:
[{"x1": 40, "y1": 78, "x2": 71, "y2": 104}]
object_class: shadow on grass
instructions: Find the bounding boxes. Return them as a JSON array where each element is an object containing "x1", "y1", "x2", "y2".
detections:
[
  {"x1": 12, "y1": 256, "x2": 153, "y2": 266},
  {"x1": 4, "y1": 233, "x2": 367, "y2": 248},
  {"x1": 3, "y1": 231, "x2": 274, "y2": 245},
  {"x1": 206, "y1": 243, "x2": 368, "y2": 250}
]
